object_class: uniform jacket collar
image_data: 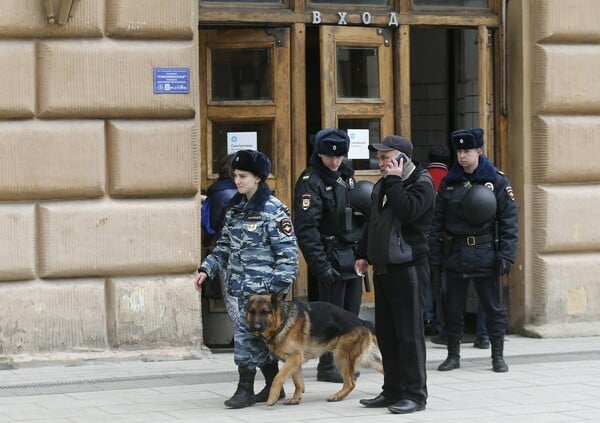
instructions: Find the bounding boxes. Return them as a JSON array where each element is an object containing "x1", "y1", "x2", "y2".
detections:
[
  {"x1": 445, "y1": 154, "x2": 497, "y2": 184},
  {"x1": 230, "y1": 182, "x2": 271, "y2": 212}
]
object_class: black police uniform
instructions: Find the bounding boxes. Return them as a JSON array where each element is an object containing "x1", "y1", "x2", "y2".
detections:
[
  {"x1": 429, "y1": 154, "x2": 518, "y2": 371},
  {"x1": 294, "y1": 156, "x2": 366, "y2": 313},
  {"x1": 294, "y1": 152, "x2": 367, "y2": 382}
]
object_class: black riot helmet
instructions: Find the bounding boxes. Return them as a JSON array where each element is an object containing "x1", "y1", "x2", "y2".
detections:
[
  {"x1": 349, "y1": 180, "x2": 374, "y2": 216},
  {"x1": 460, "y1": 184, "x2": 497, "y2": 226}
]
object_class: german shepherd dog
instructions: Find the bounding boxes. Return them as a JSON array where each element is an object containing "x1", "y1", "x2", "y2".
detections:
[{"x1": 246, "y1": 290, "x2": 383, "y2": 406}]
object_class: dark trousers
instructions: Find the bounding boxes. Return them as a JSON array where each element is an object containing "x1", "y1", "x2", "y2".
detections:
[
  {"x1": 445, "y1": 274, "x2": 507, "y2": 339},
  {"x1": 318, "y1": 276, "x2": 362, "y2": 315},
  {"x1": 373, "y1": 261, "x2": 428, "y2": 405}
]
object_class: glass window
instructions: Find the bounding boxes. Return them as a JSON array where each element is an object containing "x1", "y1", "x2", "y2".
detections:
[
  {"x1": 337, "y1": 47, "x2": 379, "y2": 99},
  {"x1": 338, "y1": 119, "x2": 380, "y2": 171},
  {"x1": 412, "y1": 0, "x2": 488, "y2": 8},
  {"x1": 311, "y1": 0, "x2": 388, "y2": 5},
  {"x1": 210, "y1": 121, "x2": 273, "y2": 175},
  {"x1": 211, "y1": 49, "x2": 272, "y2": 101},
  {"x1": 203, "y1": 0, "x2": 280, "y2": 3}
]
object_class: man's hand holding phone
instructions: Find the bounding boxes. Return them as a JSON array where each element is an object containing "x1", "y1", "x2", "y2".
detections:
[{"x1": 383, "y1": 151, "x2": 407, "y2": 177}]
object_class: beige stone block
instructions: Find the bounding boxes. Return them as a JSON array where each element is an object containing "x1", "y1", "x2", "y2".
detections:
[
  {"x1": 0, "y1": 41, "x2": 35, "y2": 118},
  {"x1": 0, "y1": 0, "x2": 103, "y2": 38},
  {"x1": 533, "y1": 0, "x2": 600, "y2": 43},
  {"x1": 533, "y1": 185, "x2": 600, "y2": 253},
  {"x1": 0, "y1": 121, "x2": 105, "y2": 200},
  {"x1": 0, "y1": 205, "x2": 36, "y2": 281},
  {"x1": 533, "y1": 45, "x2": 600, "y2": 113},
  {"x1": 106, "y1": 275, "x2": 201, "y2": 348},
  {"x1": 535, "y1": 253, "x2": 600, "y2": 324},
  {"x1": 107, "y1": 120, "x2": 199, "y2": 196},
  {"x1": 0, "y1": 280, "x2": 107, "y2": 354},
  {"x1": 38, "y1": 198, "x2": 200, "y2": 278},
  {"x1": 38, "y1": 40, "x2": 197, "y2": 118},
  {"x1": 533, "y1": 116, "x2": 600, "y2": 183},
  {"x1": 106, "y1": 0, "x2": 195, "y2": 39}
]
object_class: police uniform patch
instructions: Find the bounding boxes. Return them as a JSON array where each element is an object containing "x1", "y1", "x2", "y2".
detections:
[
  {"x1": 506, "y1": 186, "x2": 515, "y2": 201},
  {"x1": 485, "y1": 182, "x2": 495, "y2": 192},
  {"x1": 301, "y1": 194, "x2": 311, "y2": 210},
  {"x1": 279, "y1": 217, "x2": 293, "y2": 236},
  {"x1": 247, "y1": 222, "x2": 258, "y2": 231},
  {"x1": 349, "y1": 178, "x2": 355, "y2": 189}
]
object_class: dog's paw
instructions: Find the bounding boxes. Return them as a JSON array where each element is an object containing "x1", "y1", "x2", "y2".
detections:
[
  {"x1": 266, "y1": 399, "x2": 277, "y2": 406},
  {"x1": 284, "y1": 398, "x2": 300, "y2": 405},
  {"x1": 327, "y1": 395, "x2": 344, "y2": 402}
]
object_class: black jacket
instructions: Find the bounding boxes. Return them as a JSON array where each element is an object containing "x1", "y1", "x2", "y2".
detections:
[
  {"x1": 356, "y1": 163, "x2": 435, "y2": 267},
  {"x1": 428, "y1": 155, "x2": 519, "y2": 278},
  {"x1": 293, "y1": 156, "x2": 366, "y2": 279}
]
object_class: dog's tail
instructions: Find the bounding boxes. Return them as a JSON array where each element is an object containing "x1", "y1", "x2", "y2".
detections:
[{"x1": 357, "y1": 331, "x2": 384, "y2": 374}]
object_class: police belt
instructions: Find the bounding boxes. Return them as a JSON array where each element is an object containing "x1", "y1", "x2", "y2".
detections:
[{"x1": 451, "y1": 233, "x2": 494, "y2": 247}]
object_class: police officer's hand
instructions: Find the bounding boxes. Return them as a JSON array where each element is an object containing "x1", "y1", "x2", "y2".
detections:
[
  {"x1": 194, "y1": 271, "x2": 208, "y2": 292},
  {"x1": 497, "y1": 258, "x2": 512, "y2": 275},
  {"x1": 317, "y1": 268, "x2": 341, "y2": 288}
]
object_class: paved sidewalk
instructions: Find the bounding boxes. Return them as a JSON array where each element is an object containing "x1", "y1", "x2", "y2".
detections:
[{"x1": 0, "y1": 335, "x2": 599, "y2": 422}]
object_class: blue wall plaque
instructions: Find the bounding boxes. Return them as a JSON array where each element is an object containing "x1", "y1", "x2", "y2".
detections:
[{"x1": 153, "y1": 68, "x2": 190, "y2": 94}]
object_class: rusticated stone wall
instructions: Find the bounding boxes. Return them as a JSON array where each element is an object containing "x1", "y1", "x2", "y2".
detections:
[
  {"x1": 508, "y1": 0, "x2": 600, "y2": 337},
  {"x1": 0, "y1": 0, "x2": 202, "y2": 357}
]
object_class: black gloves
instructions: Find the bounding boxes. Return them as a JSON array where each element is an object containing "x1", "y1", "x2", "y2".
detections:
[
  {"x1": 317, "y1": 268, "x2": 341, "y2": 288},
  {"x1": 497, "y1": 258, "x2": 512, "y2": 275}
]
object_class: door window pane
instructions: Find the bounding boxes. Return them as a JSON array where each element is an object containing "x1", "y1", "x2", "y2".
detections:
[
  {"x1": 211, "y1": 121, "x2": 273, "y2": 175},
  {"x1": 337, "y1": 47, "x2": 379, "y2": 98},
  {"x1": 412, "y1": 0, "x2": 487, "y2": 8},
  {"x1": 311, "y1": 0, "x2": 388, "y2": 5},
  {"x1": 212, "y1": 49, "x2": 272, "y2": 101},
  {"x1": 338, "y1": 119, "x2": 380, "y2": 171}
]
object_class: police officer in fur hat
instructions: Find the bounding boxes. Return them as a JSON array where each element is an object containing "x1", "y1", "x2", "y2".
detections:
[
  {"x1": 293, "y1": 128, "x2": 368, "y2": 383},
  {"x1": 195, "y1": 149, "x2": 298, "y2": 408},
  {"x1": 428, "y1": 128, "x2": 518, "y2": 373}
]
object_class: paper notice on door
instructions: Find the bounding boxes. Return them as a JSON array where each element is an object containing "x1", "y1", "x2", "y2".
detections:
[
  {"x1": 227, "y1": 132, "x2": 258, "y2": 154},
  {"x1": 347, "y1": 129, "x2": 370, "y2": 159}
]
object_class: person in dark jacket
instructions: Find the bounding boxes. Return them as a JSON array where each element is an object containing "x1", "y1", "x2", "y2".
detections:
[
  {"x1": 293, "y1": 128, "x2": 368, "y2": 383},
  {"x1": 202, "y1": 154, "x2": 237, "y2": 248},
  {"x1": 429, "y1": 128, "x2": 518, "y2": 373},
  {"x1": 355, "y1": 135, "x2": 435, "y2": 415}
]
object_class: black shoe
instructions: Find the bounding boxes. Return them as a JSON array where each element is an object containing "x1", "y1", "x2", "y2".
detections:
[
  {"x1": 359, "y1": 393, "x2": 396, "y2": 408},
  {"x1": 255, "y1": 386, "x2": 285, "y2": 403},
  {"x1": 438, "y1": 356, "x2": 460, "y2": 371},
  {"x1": 473, "y1": 337, "x2": 490, "y2": 349},
  {"x1": 317, "y1": 367, "x2": 343, "y2": 383},
  {"x1": 492, "y1": 357, "x2": 509, "y2": 373},
  {"x1": 388, "y1": 399, "x2": 426, "y2": 414}
]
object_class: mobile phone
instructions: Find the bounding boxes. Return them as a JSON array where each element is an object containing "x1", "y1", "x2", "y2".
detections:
[{"x1": 396, "y1": 152, "x2": 408, "y2": 164}]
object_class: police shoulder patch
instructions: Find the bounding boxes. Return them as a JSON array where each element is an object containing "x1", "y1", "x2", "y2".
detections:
[
  {"x1": 279, "y1": 217, "x2": 293, "y2": 236},
  {"x1": 506, "y1": 186, "x2": 515, "y2": 201},
  {"x1": 301, "y1": 194, "x2": 312, "y2": 210}
]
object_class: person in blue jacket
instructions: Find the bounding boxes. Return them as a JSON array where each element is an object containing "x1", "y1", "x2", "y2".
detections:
[{"x1": 195, "y1": 149, "x2": 298, "y2": 409}]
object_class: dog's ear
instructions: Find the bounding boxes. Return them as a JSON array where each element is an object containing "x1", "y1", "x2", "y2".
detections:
[{"x1": 272, "y1": 289, "x2": 286, "y2": 305}]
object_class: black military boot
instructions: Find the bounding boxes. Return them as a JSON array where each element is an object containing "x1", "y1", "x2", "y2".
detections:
[
  {"x1": 317, "y1": 352, "x2": 343, "y2": 383},
  {"x1": 491, "y1": 336, "x2": 509, "y2": 373},
  {"x1": 255, "y1": 361, "x2": 285, "y2": 402},
  {"x1": 438, "y1": 336, "x2": 461, "y2": 371},
  {"x1": 224, "y1": 366, "x2": 257, "y2": 408}
]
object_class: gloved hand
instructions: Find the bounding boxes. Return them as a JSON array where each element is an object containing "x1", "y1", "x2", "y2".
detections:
[
  {"x1": 317, "y1": 268, "x2": 341, "y2": 288},
  {"x1": 497, "y1": 258, "x2": 512, "y2": 275}
]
